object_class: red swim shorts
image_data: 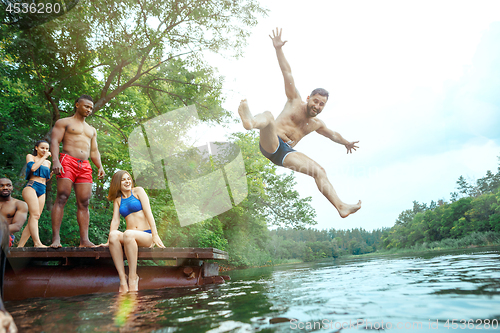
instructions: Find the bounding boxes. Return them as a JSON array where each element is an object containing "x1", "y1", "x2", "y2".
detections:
[{"x1": 57, "y1": 153, "x2": 93, "y2": 184}]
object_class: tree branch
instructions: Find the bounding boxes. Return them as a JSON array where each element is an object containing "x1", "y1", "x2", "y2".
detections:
[
  {"x1": 92, "y1": 114, "x2": 128, "y2": 143},
  {"x1": 131, "y1": 84, "x2": 187, "y2": 106}
]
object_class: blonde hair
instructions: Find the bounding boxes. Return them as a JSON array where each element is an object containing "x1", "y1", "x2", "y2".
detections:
[{"x1": 107, "y1": 170, "x2": 132, "y2": 201}]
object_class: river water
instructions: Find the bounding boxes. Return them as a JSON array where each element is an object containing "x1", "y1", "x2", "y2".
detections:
[{"x1": 6, "y1": 246, "x2": 500, "y2": 332}]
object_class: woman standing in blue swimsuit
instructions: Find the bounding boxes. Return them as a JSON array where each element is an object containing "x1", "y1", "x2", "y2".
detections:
[
  {"x1": 18, "y1": 140, "x2": 52, "y2": 248},
  {"x1": 103, "y1": 170, "x2": 165, "y2": 292}
]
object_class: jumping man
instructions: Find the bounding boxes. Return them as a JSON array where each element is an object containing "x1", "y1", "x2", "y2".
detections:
[{"x1": 238, "y1": 28, "x2": 361, "y2": 218}]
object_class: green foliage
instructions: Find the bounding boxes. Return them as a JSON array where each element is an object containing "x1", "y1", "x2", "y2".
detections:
[
  {"x1": 264, "y1": 227, "x2": 386, "y2": 261},
  {"x1": 383, "y1": 158, "x2": 500, "y2": 250},
  {"x1": 0, "y1": 0, "x2": 268, "y2": 179},
  {"x1": 386, "y1": 231, "x2": 500, "y2": 254},
  {"x1": 226, "y1": 231, "x2": 272, "y2": 267},
  {"x1": 193, "y1": 218, "x2": 229, "y2": 251},
  {"x1": 0, "y1": 0, "x2": 81, "y2": 30},
  {"x1": 229, "y1": 132, "x2": 317, "y2": 229},
  {"x1": 0, "y1": 58, "x2": 50, "y2": 179},
  {"x1": 2, "y1": 0, "x2": 271, "y2": 252}
]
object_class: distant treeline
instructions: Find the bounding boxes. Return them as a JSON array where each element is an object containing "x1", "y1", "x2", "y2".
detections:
[
  {"x1": 381, "y1": 160, "x2": 500, "y2": 250},
  {"x1": 260, "y1": 156, "x2": 500, "y2": 264},
  {"x1": 267, "y1": 227, "x2": 387, "y2": 261},
  {"x1": 2, "y1": 5, "x2": 499, "y2": 266},
  {"x1": 221, "y1": 227, "x2": 388, "y2": 267}
]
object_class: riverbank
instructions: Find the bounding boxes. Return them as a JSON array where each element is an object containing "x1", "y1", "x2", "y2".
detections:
[
  {"x1": 216, "y1": 231, "x2": 500, "y2": 272},
  {"x1": 223, "y1": 231, "x2": 500, "y2": 270},
  {"x1": 219, "y1": 258, "x2": 302, "y2": 272},
  {"x1": 343, "y1": 231, "x2": 500, "y2": 259}
]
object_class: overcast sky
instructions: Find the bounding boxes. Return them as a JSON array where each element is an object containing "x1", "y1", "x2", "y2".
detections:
[{"x1": 204, "y1": 0, "x2": 500, "y2": 231}]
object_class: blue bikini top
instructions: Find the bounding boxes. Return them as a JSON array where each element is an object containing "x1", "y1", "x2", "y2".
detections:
[
  {"x1": 25, "y1": 161, "x2": 51, "y2": 180},
  {"x1": 119, "y1": 193, "x2": 143, "y2": 218}
]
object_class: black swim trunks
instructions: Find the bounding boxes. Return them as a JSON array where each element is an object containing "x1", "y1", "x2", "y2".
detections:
[{"x1": 259, "y1": 136, "x2": 296, "y2": 167}]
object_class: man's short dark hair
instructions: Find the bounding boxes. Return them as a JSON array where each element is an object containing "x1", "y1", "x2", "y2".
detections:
[
  {"x1": 74, "y1": 95, "x2": 94, "y2": 112},
  {"x1": 310, "y1": 88, "x2": 329, "y2": 100},
  {"x1": 76, "y1": 95, "x2": 93, "y2": 104}
]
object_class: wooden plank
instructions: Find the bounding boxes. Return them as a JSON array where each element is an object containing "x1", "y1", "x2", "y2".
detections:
[{"x1": 7, "y1": 247, "x2": 228, "y2": 260}]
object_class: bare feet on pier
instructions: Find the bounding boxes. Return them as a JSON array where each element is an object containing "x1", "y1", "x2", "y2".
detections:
[
  {"x1": 50, "y1": 239, "x2": 62, "y2": 248},
  {"x1": 79, "y1": 240, "x2": 96, "y2": 248},
  {"x1": 50, "y1": 239, "x2": 95, "y2": 248},
  {"x1": 338, "y1": 200, "x2": 362, "y2": 218}
]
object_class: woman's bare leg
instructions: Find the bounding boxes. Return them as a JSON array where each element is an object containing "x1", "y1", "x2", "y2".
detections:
[
  {"x1": 17, "y1": 225, "x2": 30, "y2": 247},
  {"x1": 123, "y1": 230, "x2": 153, "y2": 292},
  {"x1": 109, "y1": 230, "x2": 128, "y2": 292},
  {"x1": 29, "y1": 194, "x2": 47, "y2": 247},
  {"x1": 19, "y1": 187, "x2": 47, "y2": 247}
]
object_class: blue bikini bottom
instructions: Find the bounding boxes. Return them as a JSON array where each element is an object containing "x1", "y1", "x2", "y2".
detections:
[{"x1": 25, "y1": 180, "x2": 46, "y2": 197}]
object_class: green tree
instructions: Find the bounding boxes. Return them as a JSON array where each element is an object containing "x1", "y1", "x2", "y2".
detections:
[
  {"x1": 2, "y1": 0, "x2": 269, "y2": 247},
  {"x1": 382, "y1": 156, "x2": 500, "y2": 250},
  {"x1": 228, "y1": 132, "x2": 317, "y2": 229},
  {"x1": 0, "y1": 58, "x2": 50, "y2": 179},
  {"x1": 0, "y1": 0, "x2": 267, "y2": 177},
  {"x1": 457, "y1": 175, "x2": 472, "y2": 197}
]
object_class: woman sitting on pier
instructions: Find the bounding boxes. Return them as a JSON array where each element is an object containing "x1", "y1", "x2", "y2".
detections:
[
  {"x1": 18, "y1": 140, "x2": 52, "y2": 248},
  {"x1": 103, "y1": 170, "x2": 165, "y2": 292}
]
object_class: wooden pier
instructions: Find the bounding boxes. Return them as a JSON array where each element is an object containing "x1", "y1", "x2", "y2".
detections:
[
  {"x1": 8, "y1": 246, "x2": 228, "y2": 260},
  {"x1": 4, "y1": 247, "x2": 230, "y2": 301}
]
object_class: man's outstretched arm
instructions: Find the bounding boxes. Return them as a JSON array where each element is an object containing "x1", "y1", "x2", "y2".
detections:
[
  {"x1": 270, "y1": 28, "x2": 299, "y2": 101},
  {"x1": 316, "y1": 120, "x2": 359, "y2": 154}
]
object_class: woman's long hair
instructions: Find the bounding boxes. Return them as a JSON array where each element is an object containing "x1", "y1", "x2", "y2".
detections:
[{"x1": 107, "y1": 170, "x2": 132, "y2": 201}]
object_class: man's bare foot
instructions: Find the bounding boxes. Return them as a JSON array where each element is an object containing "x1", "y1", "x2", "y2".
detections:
[
  {"x1": 34, "y1": 243, "x2": 48, "y2": 248},
  {"x1": 50, "y1": 241, "x2": 62, "y2": 248},
  {"x1": 338, "y1": 200, "x2": 362, "y2": 218},
  {"x1": 238, "y1": 99, "x2": 254, "y2": 130},
  {"x1": 128, "y1": 275, "x2": 140, "y2": 292},
  {"x1": 79, "y1": 240, "x2": 96, "y2": 248}
]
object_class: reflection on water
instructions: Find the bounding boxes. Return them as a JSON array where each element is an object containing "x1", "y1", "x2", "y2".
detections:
[{"x1": 7, "y1": 246, "x2": 500, "y2": 332}]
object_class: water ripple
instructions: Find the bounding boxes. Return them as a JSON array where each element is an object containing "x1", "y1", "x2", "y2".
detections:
[{"x1": 6, "y1": 247, "x2": 500, "y2": 332}]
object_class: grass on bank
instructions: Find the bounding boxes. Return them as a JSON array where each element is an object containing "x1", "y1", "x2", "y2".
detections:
[{"x1": 344, "y1": 231, "x2": 500, "y2": 259}]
